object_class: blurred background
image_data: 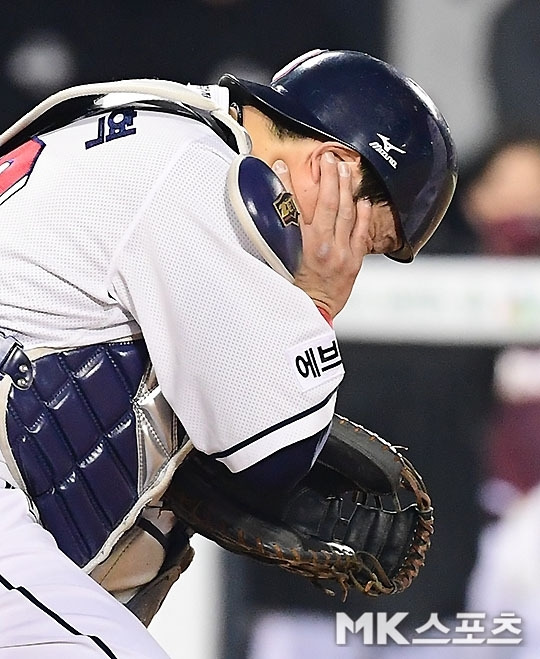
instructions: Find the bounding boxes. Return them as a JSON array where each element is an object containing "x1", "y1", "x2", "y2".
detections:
[{"x1": 3, "y1": 1, "x2": 540, "y2": 657}]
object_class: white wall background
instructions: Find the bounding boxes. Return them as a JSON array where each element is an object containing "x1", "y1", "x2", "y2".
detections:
[{"x1": 388, "y1": 0, "x2": 512, "y2": 162}]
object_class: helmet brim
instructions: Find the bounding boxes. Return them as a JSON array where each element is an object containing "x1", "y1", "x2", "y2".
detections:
[{"x1": 220, "y1": 73, "x2": 358, "y2": 150}]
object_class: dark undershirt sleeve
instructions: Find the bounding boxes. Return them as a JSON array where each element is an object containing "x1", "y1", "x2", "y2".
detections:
[{"x1": 229, "y1": 423, "x2": 331, "y2": 494}]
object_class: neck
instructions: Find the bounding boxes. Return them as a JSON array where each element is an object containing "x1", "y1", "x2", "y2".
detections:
[{"x1": 241, "y1": 106, "x2": 285, "y2": 164}]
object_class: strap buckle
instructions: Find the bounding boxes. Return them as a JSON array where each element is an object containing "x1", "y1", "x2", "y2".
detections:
[{"x1": 0, "y1": 333, "x2": 34, "y2": 390}]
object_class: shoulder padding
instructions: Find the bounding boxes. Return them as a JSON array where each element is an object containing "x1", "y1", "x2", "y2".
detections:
[
  {"x1": 227, "y1": 155, "x2": 302, "y2": 281},
  {"x1": 0, "y1": 80, "x2": 251, "y2": 157}
]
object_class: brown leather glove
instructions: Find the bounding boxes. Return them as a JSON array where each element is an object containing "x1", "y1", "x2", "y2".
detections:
[{"x1": 165, "y1": 414, "x2": 434, "y2": 600}]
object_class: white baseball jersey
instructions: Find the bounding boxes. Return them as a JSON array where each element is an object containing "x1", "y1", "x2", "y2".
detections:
[
  {"x1": 0, "y1": 97, "x2": 344, "y2": 474},
  {"x1": 0, "y1": 86, "x2": 346, "y2": 657}
]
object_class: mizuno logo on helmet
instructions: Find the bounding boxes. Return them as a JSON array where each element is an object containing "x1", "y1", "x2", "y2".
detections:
[
  {"x1": 377, "y1": 134, "x2": 406, "y2": 155},
  {"x1": 368, "y1": 134, "x2": 406, "y2": 169}
]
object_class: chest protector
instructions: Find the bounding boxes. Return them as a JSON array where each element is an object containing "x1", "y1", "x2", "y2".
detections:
[
  {"x1": 0, "y1": 339, "x2": 191, "y2": 572},
  {"x1": 0, "y1": 80, "x2": 252, "y2": 579}
]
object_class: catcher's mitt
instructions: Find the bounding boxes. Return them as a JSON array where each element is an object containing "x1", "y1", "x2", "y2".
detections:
[{"x1": 165, "y1": 414, "x2": 433, "y2": 600}]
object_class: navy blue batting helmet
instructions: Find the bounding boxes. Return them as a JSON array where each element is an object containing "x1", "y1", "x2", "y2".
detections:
[{"x1": 220, "y1": 49, "x2": 458, "y2": 262}]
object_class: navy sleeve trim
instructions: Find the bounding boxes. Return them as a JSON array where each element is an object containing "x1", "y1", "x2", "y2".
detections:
[{"x1": 210, "y1": 386, "x2": 338, "y2": 460}]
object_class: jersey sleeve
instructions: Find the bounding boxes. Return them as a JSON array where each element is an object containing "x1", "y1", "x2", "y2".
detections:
[{"x1": 108, "y1": 134, "x2": 344, "y2": 472}]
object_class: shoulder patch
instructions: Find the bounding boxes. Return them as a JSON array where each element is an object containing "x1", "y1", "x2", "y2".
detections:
[{"x1": 287, "y1": 332, "x2": 344, "y2": 391}]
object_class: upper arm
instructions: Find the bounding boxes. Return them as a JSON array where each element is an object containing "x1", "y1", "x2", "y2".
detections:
[{"x1": 109, "y1": 138, "x2": 345, "y2": 471}]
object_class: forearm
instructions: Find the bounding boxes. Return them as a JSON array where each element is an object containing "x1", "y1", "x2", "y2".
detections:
[{"x1": 226, "y1": 424, "x2": 331, "y2": 514}]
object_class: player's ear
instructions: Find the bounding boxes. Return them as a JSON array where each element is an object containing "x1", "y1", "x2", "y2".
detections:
[{"x1": 309, "y1": 142, "x2": 361, "y2": 182}]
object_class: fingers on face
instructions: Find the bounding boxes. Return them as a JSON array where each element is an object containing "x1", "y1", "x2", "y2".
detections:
[
  {"x1": 333, "y1": 157, "x2": 372, "y2": 256},
  {"x1": 312, "y1": 153, "x2": 373, "y2": 255},
  {"x1": 351, "y1": 198, "x2": 374, "y2": 255},
  {"x1": 271, "y1": 153, "x2": 374, "y2": 258},
  {"x1": 315, "y1": 152, "x2": 340, "y2": 229},
  {"x1": 335, "y1": 160, "x2": 356, "y2": 244},
  {"x1": 272, "y1": 159, "x2": 292, "y2": 190}
]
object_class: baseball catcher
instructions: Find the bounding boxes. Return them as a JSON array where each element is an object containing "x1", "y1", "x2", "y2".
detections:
[{"x1": 0, "y1": 49, "x2": 455, "y2": 655}]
